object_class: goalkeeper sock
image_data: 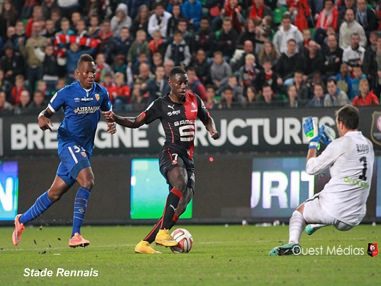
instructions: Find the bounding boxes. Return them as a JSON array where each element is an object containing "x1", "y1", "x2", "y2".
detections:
[
  {"x1": 20, "y1": 191, "x2": 54, "y2": 224},
  {"x1": 71, "y1": 187, "x2": 90, "y2": 236},
  {"x1": 289, "y1": 210, "x2": 306, "y2": 244},
  {"x1": 161, "y1": 188, "x2": 182, "y2": 229}
]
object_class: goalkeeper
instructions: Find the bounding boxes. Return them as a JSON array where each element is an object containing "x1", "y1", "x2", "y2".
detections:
[{"x1": 270, "y1": 105, "x2": 374, "y2": 256}]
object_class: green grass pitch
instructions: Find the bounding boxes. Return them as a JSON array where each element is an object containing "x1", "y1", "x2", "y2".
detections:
[{"x1": 0, "y1": 225, "x2": 380, "y2": 285}]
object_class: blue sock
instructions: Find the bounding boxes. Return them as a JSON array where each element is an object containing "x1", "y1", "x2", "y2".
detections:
[
  {"x1": 19, "y1": 191, "x2": 54, "y2": 224},
  {"x1": 72, "y1": 187, "x2": 90, "y2": 236}
]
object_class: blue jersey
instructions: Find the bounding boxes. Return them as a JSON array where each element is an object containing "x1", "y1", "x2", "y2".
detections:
[{"x1": 48, "y1": 81, "x2": 112, "y2": 156}]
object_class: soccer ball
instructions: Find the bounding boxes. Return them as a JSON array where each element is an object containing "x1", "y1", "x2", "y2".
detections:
[{"x1": 170, "y1": 228, "x2": 193, "y2": 254}]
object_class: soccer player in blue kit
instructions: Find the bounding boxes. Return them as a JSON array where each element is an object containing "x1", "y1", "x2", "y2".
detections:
[{"x1": 12, "y1": 54, "x2": 116, "y2": 248}]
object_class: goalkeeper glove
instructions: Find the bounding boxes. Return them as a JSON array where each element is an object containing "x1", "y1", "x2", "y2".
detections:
[
  {"x1": 303, "y1": 117, "x2": 320, "y2": 149},
  {"x1": 319, "y1": 124, "x2": 336, "y2": 146}
]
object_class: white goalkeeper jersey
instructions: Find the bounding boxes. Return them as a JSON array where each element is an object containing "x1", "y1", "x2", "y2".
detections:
[{"x1": 306, "y1": 130, "x2": 374, "y2": 225}]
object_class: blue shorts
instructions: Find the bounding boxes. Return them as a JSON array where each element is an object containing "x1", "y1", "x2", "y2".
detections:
[{"x1": 57, "y1": 143, "x2": 91, "y2": 186}]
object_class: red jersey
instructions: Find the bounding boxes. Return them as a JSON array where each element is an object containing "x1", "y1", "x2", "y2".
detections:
[
  {"x1": 352, "y1": 92, "x2": 380, "y2": 106},
  {"x1": 141, "y1": 91, "x2": 211, "y2": 159}
]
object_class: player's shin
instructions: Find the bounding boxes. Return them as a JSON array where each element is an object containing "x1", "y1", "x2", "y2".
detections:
[
  {"x1": 19, "y1": 191, "x2": 54, "y2": 224},
  {"x1": 289, "y1": 210, "x2": 306, "y2": 244},
  {"x1": 71, "y1": 187, "x2": 90, "y2": 236},
  {"x1": 161, "y1": 187, "x2": 182, "y2": 229}
]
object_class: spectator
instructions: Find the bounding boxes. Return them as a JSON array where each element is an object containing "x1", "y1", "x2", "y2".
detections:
[
  {"x1": 219, "y1": 87, "x2": 235, "y2": 109},
  {"x1": 0, "y1": 1, "x2": 18, "y2": 37},
  {"x1": 175, "y1": 18, "x2": 194, "y2": 48},
  {"x1": 342, "y1": 33, "x2": 366, "y2": 67},
  {"x1": 324, "y1": 78, "x2": 351, "y2": 106},
  {"x1": 238, "y1": 53, "x2": 262, "y2": 92},
  {"x1": 238, "y1": 18, "x2": 258, "y2": 48},
  {"x1": 25, "y1": 5, "x2": 44, "y2": 38},
  {"x1": 151, "y1": 52, "x2": 164, "y2": 73},
  {"x1": 112, "y1": 72, "x2": 131, "y2": 109},
  {"x1": 290, "y1": 70, "x2": 310, "y2": 105},
  {"x1": 75, "y1": 18, "x2": 88, "y2": 37},
  {"x1": 112, "y1": 54, "x2": 128, "y2": 81},
  {"x1": 95, "y1": 53, "x2": 113, "y2": 83},
  {"x1": 0, "y1": 69, "x2": 12, "y2": 96},
  {"x1": 88, "y1": 14, "x2": 100, "y2": 38},
  {"x1": 128, "y1": 29, "x2": 149, "y2": 68},
  {"x1": 181, "y1": 0, "x2": 203, "y2": 31},
  {"x1": 29, "y1": 89, "x2": 46, "y2": 112},
  {"x1": 349, "y1": 65, "x2": 367, "y2": 99},
  {"x1": 209, "y1": 50, "x2": 232, "y2": 91},
  {"x1": 148, "y1": 2, "x2": 172, "y2": 39},
  {"x1": 339, "y1": 8, "x2": 366, "y2": 49},
  {"x1": 163, "y1": 58, "x2": 175, "y2": 79},
  {"x1": 287, "y1": 84, "x2": 299, "y2": 107},
  {"x1": 259, "y1": 60, "x2": 282, "y2": 93},
  {"x1": 111, "y1": 3, "x2": 132, "y2": 36},
  {"x1": 231, "y1": 40, "x2": 256, "y2": 72},
  {"x1": 130, "y1": 4, "x2": 150, "y2": 39},
  {"x1": 363, "y1": 33, "x2": 381, "y2": 84},
  {"x1": 190, "y1": 49, "x2": 210, "y2": 84},
  {"x1": 248, "y1": 0, "x2": 272, "y2": 24},
  {"x1": 336, "y1": 62, "x2": 353, "y2": 96},
  {"x1": 134, "y1": 62, "x2": 152, "y2": 92},
  {"x1": 322, "y1": 34, "x2": 343, "y2": 78},
  {"x1": 114, "y1": 27, "x2": 133, "y2": 57},
  {"x1": 148, "y1": 30, "x2": 167, "y2": 57},
  {"x1": 147, "y1": 65, "x2": 169, "y2": 102},
  {"x1": 257, "y1": 84, "x2": 287, "y2": 106},
  {"x1": 191, "y1": 17, "x2": 213, "y2": 55},
  {"x1": 41, "y1": 44, "x2": 59, "y2": 91},
  {"x1": 0, "y1": 90, "x2": 13, "y2": 113},
  {"x1": 10, "y1": 74, "x2": 27, "y2": 105},
  {"x1": 19, "y1": 21, "x2": 47, "y2": 92},
  {"x1": 223, "y1": 0, "x2": 245, "y2": 33},
  {"x1": 213, "y1": 17, "x2": 238, "y2": 58},
  {"x1": 276, "y1": 38, "x2": 305, "y2": 81},
  {"x1": 167, "y1": 4, "x2": 183, "y2": 38},
  {"x1": 43, "y1": 19, "x2": 58, "y2": 39},
  {"x1": 352, "y1": 78, "x2": 380, "y2": 106},
  {"x1": 258, "y1": 41, "x2": 279, "y2": 66},
  {"x1": 164, "y1": 30, "x2": 191, "y2": 67},
  {"x1": 244, "y1": 85, "x2": 257, "y2": 107},
  {"x1": 304, "y1": 41, "x2": 324, "y2": 77},
  {"x1": 315, "y1": 0, "x2": 339, "y2": 31},
  {"x1": 14, "y1": 89, "x2": 32, "y2": 115},
  {"x1": 0, "y1": 44, "x2": 24, "y2": 83},
  {"x1": 41, "y1": 0, "x2": 58, "y2": 20},
  {"x1": 97, "y1": 20, "x2": 117, "y2": 64},
  {"x1": 205, "y1": 85, "x2": 219, "y2": 110},
  {"x1": 287, "y1": 0, "x2": 311, "y2": 31},
  {"x1": 355, "y1": 0, "x2": 378, "y2": 35},
  {"x1": 187, "y1": 67, "x2": 207, "y2": 101},
  {"x1": 307, "y1": 82, "x2": 325, "y2": 107},
  {"x1": 272, "y1": 13, "x2": 303, "y2": 54}
]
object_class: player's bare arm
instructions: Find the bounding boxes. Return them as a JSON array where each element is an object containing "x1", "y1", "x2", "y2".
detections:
[
  {"x1": 205, "y1": 117, "x2": 220, "y2": 139},
  {"x1": 103, "y1": 110, "x2": 146, "y2": 129},
  {"x1": 38, "y1": 108, "x2": 54, "y2": 131}
]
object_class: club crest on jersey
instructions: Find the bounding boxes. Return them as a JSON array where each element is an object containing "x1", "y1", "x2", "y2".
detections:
[
  {"x1": 370, "y1": 111, "x2": 381, "y2": 146},
  {"x1": 81, "y1": 151, "x2": 87, "y2": 158},
  {"x1": 95, "y1": 93, "x2": 100, "y2": 101}
]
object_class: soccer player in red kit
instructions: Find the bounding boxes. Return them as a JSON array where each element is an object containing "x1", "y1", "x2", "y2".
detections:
[{"x1": 103, "y1": 66, "x2": 219, "y2": 254}]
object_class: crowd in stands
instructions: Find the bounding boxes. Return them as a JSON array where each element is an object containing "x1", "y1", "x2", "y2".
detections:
[{"x1": 0, "y1": 0, "x2": 380, "y2": 115}]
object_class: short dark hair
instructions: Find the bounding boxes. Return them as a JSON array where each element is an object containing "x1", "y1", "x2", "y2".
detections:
[
  {"x1": 327, "y1": 78, "x2": 337, "y2": 85},
  {"x1": 336, "y1": 105, "x2": 359, "y2": 130},
  {"x1": 77, "y1": 54, "x2": 94, "y2": 67},
  {"x1": 170, "y1": 66, "x2": 186, "y2": 77}
]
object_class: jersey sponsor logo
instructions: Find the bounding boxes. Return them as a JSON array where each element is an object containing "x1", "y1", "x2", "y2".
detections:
[
  {"x1": 167, "y1": 110, "x2": 181, "y2": 116},
  {"x1": 74, "y1": 106, "x2": 100, "y2": 114},
  {"x1": 174, "y1": 119, "x2": 194, "y2": 127},
  {"x1": 74, "y1": 97, "x2": 81, "y2": 102},
  {"x1": 80, "y1": 97, "x2": 94, "y2": 102}
]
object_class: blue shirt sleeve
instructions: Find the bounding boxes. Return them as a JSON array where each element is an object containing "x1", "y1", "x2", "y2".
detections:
[
  {"x1": 101, "y1": 90, "x2": 112, "y2": 111},
  {"x1": 48, "y1": 90, "x2": 65, "y2": 112}
]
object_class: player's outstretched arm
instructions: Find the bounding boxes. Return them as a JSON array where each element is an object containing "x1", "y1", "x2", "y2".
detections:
[
  {"x1": 102, "y1": 110, "x2": 146, "y2": 129},
  {"x1": 38, "y1": 108, "x2": 54, "y2": 131},
  {"x1": 205, "y1": 117, "x2": 219, "y2": 139}
]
